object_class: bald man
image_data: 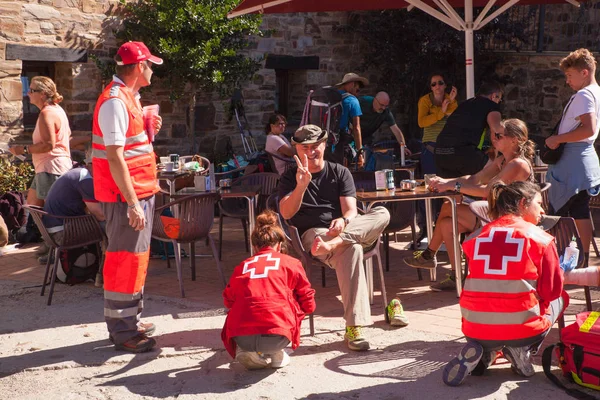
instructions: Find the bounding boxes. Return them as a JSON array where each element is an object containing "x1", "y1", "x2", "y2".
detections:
[{"x1": 357, "y1": 92, "x2": 410, "y2": 153}]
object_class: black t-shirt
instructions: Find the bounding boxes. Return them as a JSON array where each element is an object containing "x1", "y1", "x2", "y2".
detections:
[
  {"x1": 436, "y1": 96, "x2": 501, "y2": 149},
  {"x1": 358, "y1": 96, "x2": 396, "y2": 145},
  {"x1": 278, "y1": 161, "x2": 356, "y2": 236}
]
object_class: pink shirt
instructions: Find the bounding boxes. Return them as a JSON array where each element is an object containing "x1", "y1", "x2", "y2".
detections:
[{"x1": 32, "y1": 104, "x2": 72, "y2": 175}]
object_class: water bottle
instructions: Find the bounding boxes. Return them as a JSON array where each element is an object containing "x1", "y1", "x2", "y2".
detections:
[
  {"x1": 400, "y1": 143, "x2": 406, "y2": 166},
  {"x1": 208, "y1": 163, "x2": 216, "y2": 191},
  {"x1": 561, "y1": 236, "x2": 579, "y2": 272}
]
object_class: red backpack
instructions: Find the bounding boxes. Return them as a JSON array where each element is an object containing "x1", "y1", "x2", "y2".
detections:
[{"x1": 543, "y1": 311, "x2": 600, "y2": 399}]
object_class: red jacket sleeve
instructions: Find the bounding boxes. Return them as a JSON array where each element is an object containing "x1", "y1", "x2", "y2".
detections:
[
  {"x1": 536, "y1": 242, "x2": 564, "y2": 305},
  {"x1": 293, "y1": 261, "x2": 316, "y2": 314}
]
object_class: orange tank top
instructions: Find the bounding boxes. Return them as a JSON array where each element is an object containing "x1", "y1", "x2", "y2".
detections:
[{"x1": 31, "y1": 104, "x2": 72, "y2": 175}]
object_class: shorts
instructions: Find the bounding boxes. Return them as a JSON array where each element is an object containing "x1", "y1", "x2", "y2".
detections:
[
  {"x1": 30, "y1": 172, "x2": 62, "y2": 200},
  {"x1": 550, "y1": 190, "x2": 591, "y2": 220}
]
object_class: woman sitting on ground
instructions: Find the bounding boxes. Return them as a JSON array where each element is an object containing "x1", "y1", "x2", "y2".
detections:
[
  {"x1": 404, "y1": 118, "x2": 535, "y2": 292},
  {"x1": 443, "y1": 180, "x2": 567, "y2": 386},
  {"x1": 221, "y1": 210, "x2": 316, "y2": 370}
]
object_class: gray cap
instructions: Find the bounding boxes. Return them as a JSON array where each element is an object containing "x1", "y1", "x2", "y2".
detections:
[{"x1": 292, "y1": 124, "x2": 328, "y2": 145}]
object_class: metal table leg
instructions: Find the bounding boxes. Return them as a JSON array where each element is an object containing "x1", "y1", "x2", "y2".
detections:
[
  {"x1": 245, "y1": 195, "x2": 257, "y2": 255},
  {"x1": 425, "y1": 198, "x2": 436, "y2": 282},
  {"x1": 447, "y1": 196, "x2": 463, "y2": 297}
]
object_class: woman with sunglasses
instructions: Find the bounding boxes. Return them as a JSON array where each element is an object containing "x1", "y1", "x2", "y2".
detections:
[
  {"x1": 404, "y1": 119, "x2": 535, "y2": 292},
  {"x1": 9, "y1": 76, "x2": 72, "y2": 208},
  {"x1": 265, "y1": 113, "x2": 294, "y2": 175},
  {"x1": 418, "y1": 73, "x2": 458, "y2": 175}
]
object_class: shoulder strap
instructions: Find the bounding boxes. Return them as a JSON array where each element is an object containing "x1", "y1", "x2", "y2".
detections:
[{"x1": 542, "y1": 344, "x2": 599, "y2": 400}]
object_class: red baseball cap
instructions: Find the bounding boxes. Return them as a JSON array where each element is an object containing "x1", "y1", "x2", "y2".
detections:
[{"x1": 116, "y1": 41, "x2": 163, "y2": 66}]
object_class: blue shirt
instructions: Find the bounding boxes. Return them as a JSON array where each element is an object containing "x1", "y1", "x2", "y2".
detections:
[
  {"x1": 338, "y1": 90, "x2": 362, "y2": 133},
  {"x1": 43, "y1": 168, "x2": 97, "y2": 229}
]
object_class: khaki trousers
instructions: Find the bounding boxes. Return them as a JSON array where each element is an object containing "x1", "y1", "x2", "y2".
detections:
[{"x1": 301, "y1": 206, "x2": 390, "y2": 327}]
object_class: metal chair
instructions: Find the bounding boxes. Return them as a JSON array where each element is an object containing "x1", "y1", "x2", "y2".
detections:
[
  {"x1": 266, "y1": 151, "x2": 295, "y2": 175},
  {"x1": 351, "y1": 170, "x2": 421, "y2": 278},
  {"x1": 24, "y1": 205, "x2": 106, "y2": 306},
  {"x1": 286, "y1": 221, "x2": 387, "y2": 336},
  {"x1": 218, "y1": 172, "x2": 280, "y2": 260},
  {"x1": 152, "y1": 192, "x2": 225, "y2": 297}
]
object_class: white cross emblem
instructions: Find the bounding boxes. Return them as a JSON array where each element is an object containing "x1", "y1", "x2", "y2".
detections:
[
  {"x1": 242, "y1": 253, "x2": 281, "y2": 279},
  {"x1": 473, "y1": 227, "x2": 524, "y2": 275}
]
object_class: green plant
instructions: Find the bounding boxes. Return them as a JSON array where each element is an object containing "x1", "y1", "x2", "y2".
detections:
[
  {"x1": 0, "y1": 158, "x2": 34, "y2": 195},
  {"x1": 116, "y1": 0, "x2": 263, "y2": 151}
]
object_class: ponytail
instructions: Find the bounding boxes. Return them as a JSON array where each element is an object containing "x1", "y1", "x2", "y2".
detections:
[{"x1": 488, "y1": 180, "x2": 540, "y2": 219}]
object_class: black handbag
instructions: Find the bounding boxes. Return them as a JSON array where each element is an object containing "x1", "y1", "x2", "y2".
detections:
[{"x1": 540, "y1": 141, "x2": 564, "y2": 165}]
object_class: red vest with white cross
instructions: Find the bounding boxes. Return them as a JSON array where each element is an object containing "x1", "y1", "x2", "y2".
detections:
[{"x1": 461, "y1": 214, "x2": 555, "y2": 341}]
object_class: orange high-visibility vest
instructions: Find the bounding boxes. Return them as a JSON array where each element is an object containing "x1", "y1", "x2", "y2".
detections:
[
  {"x1": 91, "y1": 80, "x2": 158, "y2": 203},
  {"x1": 461, "y1": 215, "x2": 555, "y2": 341}
]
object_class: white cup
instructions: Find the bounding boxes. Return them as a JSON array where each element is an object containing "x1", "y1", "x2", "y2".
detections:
[{"x1": 164, "y1": 161, "x2": 174, "y2": 172}]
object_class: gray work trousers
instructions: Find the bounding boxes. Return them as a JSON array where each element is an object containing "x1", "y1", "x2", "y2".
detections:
[
  {"x1": 301, "y1": 206, "x2": 390, "y2": 327},
  {"x1": 234, "y1": 334, "x2": 290, "y2": 354}
]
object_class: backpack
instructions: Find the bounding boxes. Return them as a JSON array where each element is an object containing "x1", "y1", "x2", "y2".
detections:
[
  {"x1": 300, "y1": 86, "x2": 345, "y2": 146},
  {"x1": 542, "y1": 311, "x2": 600, "y2": 399},
  {"x1": 57, "y1": 245, "x2": 100, "y2": 284},
  {"x1": 0, "y1": 191, "x2": 26, "y2": 231}
]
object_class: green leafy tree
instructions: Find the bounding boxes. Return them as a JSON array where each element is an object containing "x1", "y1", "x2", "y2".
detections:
[
  {"x1": 117, "y1": 0, "x2": 262, "y2": 149},
  {"x1": 353, "y1": 7, "x2": 535, "y2": 139}
]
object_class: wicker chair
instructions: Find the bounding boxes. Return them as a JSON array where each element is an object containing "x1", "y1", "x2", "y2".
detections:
[
  {"x1": 152, "y1": 192, "x2": 225, "y2": 298},
  {"x1": 218, "y1": 172, "x2": 280, "y2": 260},
  {"x1": 547, "y1": 218, "x2": 592, "y2": 324},
  {"x1": 267, "y1": 151, "x2": 295, "y2": 175},
  {"x1": 24, "y1": 205, "x2": 106, "y2": 306},
  {"x1": 286, "y1": 221, "x2": 386, "y2": 336}
]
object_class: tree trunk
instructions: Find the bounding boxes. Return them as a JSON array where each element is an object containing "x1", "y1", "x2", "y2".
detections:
[{"x1": 188, "y1": 84, "x2": 197, "y2": 154}]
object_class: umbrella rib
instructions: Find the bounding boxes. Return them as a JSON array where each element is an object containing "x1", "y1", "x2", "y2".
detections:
[
  {"x1": 476, "y1": 0, "x2": 521, "y2": 30},
  {"x1": 405, "y1": 0, "x2": 462, "y2": 30},
  {"x1": 472, "y1": 0, "x2": 497, "y2": 30},
  {"x1": 435, "y1": 0, "x2": 467, "y2": 30}
]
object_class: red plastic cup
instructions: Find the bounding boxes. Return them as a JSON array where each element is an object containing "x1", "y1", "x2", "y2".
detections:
[{"x1": 142, "y1": 104, "x2": 160, "y2": 142}]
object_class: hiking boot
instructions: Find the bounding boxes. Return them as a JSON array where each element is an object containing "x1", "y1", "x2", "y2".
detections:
[
  {"x1": 503, "y1": 346, "x2": 535, "y2": 377},
  {"x1": 114, "y1": 334, "x2": 156, "y2": 353},
  {"x1": 404, "y1": 250, "x2": 437, "y2": 270},
  {"x1": 430, "y1": 273, "x2": 456, "y2": 292},
  {"x1": 344, "y1": 326, "x2": 370, "y2": 351},
  {"x1": 235, "y1": 348, "x2": 269, "y2": 370},
  {"x1": 109, "y1": 322, "x2": 156, "y2": 344},
  {"x1": 36, "y1": 242, "x2": 49, "y2": 256},
  {"x1": 386, "y1": 298, "x2": 409, "y2": 327},
  {"x1": 443, "y1": 341, "x2": 484, "y2": 386},
  {"x1": 270, "y1": 349, "x2": 290, "y2": 368}
]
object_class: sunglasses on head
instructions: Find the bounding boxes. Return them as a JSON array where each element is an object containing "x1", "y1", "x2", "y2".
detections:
[
  {"x1": 29, "y1": 88, "x2": 43, "y2": 93},
  {"x1": 431, "y1": 80, "x2": 445, "y2": 87},
  {"x1": 494, "y1": 132, "x2": 505, "y2": 140}
]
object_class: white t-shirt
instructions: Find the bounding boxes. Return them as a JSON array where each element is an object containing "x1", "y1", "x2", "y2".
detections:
[
  {"x1": 265, "y1": 134, "x2": 292, "y2": 175},
  {"x1": 97, "y1": 76, "x2": 141, "y2": 146},
  {"x1": 559, "y1": 83, "x2": 600, "y2": 144}
]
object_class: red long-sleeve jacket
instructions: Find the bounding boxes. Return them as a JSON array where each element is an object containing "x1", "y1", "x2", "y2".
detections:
[{"x1": 221, "y1": 248, "x2": 316, "y2": 357}]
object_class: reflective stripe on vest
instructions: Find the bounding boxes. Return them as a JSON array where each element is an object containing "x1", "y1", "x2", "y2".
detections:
[
  {"x1": 92, "y1": 143, "x2": 153, "y2": 160},
  {"x1": 461, "y1": 303, "x2": 541, "y2": 325},
  {"x1": 463, "y1": 278, "x2": 537, "y2": 294},
  {"x1": 92, "y1": 131, "x2": 149, "y2": 147}
]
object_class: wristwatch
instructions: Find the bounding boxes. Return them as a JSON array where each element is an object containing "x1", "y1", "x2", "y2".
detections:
[
  {"x1": 454, "y1": 181, "x2": 462, "y2": 193},
  {"x1": 23, "y1": 145, "x2": 28, "y2": 155},
  {"x1": 343, "y1": 217, "x2": 351, "y2": 226}
]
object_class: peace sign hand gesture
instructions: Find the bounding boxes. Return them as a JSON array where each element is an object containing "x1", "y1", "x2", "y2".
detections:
[{"x1": 294, "y1": 154, "x2": 312, "y2": 189}]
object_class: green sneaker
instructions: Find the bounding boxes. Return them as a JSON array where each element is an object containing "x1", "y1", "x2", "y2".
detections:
[
  {"x1": 430, "y1": 273, "x2": 456, "y2": 292},
  {"x1": 386, "y1": 298, "x2": 409, "y2": 327},
  {"x1": 344, "y1": 326, "x2": 370, "y2": 351},
  {"x1": 404, "y1": 250, "x2": 437, "y2": 270}
]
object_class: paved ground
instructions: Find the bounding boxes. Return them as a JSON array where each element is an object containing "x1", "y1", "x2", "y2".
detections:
[{"x1": 0, "y1": 218, "x2": 598, "y2": 399}]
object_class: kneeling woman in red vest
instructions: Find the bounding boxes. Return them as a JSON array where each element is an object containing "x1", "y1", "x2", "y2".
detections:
[
  {"x1": 221, "y1": 210, "x2": 316, "y2": 370},
  {"x1": 444, "y1": 180, "x2": 569, "y2": 386}
]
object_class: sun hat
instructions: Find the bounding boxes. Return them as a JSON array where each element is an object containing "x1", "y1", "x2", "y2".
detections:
[
  {"x1": 335, "y1": 73, "x2": 369, "y2": 87},
  {"x1": 292, "y1": 125, "x2": 328, "y2": 145}
]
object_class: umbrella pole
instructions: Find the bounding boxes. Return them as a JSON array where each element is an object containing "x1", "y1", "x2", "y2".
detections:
[{"x1": 465, "y1": 0, "x2": 475, "y2": 99}]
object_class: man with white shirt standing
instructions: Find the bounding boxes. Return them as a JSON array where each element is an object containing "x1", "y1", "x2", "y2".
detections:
[
  {"x1": 546, "y1": 48, "x2": 600, "y2": 265},
  {"x1": 92, "y1": 41, "x2": 163, "y2": 353}
]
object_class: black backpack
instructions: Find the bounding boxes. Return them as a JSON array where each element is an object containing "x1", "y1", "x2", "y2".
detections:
[
  {"x1": 301, "y1": 86, "x2": 345, "y2": 146},
  {"x1": 57, "y1": 245, "x2": 100, "y2": 284}
]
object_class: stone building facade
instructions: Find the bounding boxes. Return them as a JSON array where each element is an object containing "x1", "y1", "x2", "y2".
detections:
[{"x1": 0, "y1": 1, "x2": 598, "y2": 158}]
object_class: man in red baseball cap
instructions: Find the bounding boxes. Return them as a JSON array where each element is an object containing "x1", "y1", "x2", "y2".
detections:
[{"x1": 91, "y1": 41, "x2": 163, "y2": 353}]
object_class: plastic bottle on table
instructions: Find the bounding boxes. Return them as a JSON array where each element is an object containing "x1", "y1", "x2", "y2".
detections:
[
  {"x1": 400, "y1": 143, "x2": 406, "y2": 166},
  {"x1": 209, "y1": 164, "x2": 216, "y2": 191}
]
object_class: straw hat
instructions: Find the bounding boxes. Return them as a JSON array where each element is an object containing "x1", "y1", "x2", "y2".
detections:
[{"x1": 335, "y1": 73, "x2": 369, "y2": 87}]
